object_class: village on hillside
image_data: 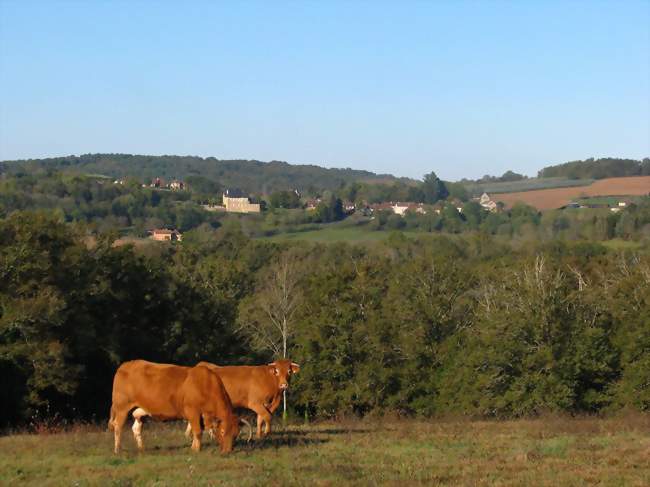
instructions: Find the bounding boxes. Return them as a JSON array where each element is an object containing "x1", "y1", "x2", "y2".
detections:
[{"x1": 115, "y1": 174, "x2": 648, "y2": 243}]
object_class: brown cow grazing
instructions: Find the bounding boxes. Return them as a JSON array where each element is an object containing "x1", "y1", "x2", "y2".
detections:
[
  {"x1": 108, "y1": 360, "x2": 239, "y2": 453},
  {"x1": 187, "y1": 359, "x2": 300, "y2": 439}
]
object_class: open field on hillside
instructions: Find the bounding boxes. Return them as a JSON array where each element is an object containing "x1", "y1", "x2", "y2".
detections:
[
  {"x1": 492, "y1": 176, "x2": 650, "y2": 210},
  {"x1": 463, "y1": 177, "x2": 594, "y2": 196},
  {"x1": 1, "y1": 416, "x2": 649, "y2": 486}
]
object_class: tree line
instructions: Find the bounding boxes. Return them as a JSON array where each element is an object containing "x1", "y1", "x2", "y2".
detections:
[
  {"x1": 0, "y1": 153, "x2": 407, "y2": 195},
  {"x1": 1, "y1": 210, "x2": 648, "y2": 428},
  {"x1": 538, "y1": 157, "x2": 650, "y2": 180}
]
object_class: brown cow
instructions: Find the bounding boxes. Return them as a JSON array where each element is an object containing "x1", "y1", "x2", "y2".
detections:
[
  {"x1": 108, "y1": 360, "x2": 239, "y2": 453},
  {"x1": 187, "y1": 359, "x2": 300, "y2": 439}
]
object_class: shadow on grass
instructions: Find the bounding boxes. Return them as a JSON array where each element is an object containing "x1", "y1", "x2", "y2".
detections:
[
  {"x1": 238, "y1": 433, "x2": 330, "y2": 452},
  {"x1": 130, "y1": 432, "x2": 330, "y2": 454},
  {"x1": 266, "y1": 428, "x2": 373, "y2": 437}
]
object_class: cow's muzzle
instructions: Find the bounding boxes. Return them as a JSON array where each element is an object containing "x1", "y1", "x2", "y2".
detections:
[{"x1": 279, "y1": 383, "x2": 289, "y2": 390}]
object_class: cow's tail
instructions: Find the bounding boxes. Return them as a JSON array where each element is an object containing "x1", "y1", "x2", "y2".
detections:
[{"x1": 108, "y1": 405, "x2": 115, "y2": 431}]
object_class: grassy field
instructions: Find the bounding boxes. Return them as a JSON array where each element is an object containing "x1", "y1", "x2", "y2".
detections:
[
  {"x1": 463, "y1": 177, "x2": 594, "y2": 197},
  {"x1": 1, "y1": 416, "x2": 649, "y2": 486},
  {"x1": 601, "y1": 239, "x2": 647, "y2": 251}
]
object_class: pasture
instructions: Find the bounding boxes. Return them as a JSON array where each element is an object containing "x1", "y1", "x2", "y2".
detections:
[
  {"x1": 1, "y1": 416, "x2": 649, "y2": 486},
  {"x1": 491, "y1": 176, "x2": 650, "y2": 210},
  {"x1": 462, "y1": 177, "x2": 594, "y2": 197}
]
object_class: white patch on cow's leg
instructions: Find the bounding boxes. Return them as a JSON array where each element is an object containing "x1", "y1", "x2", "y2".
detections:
[
  {"x1": 186, "y1": 417, "x2": 213, "y2": 441},
  {"x1": 132, "y1": 407, "x2": 149, "y2": 420},
  {"x1": 132, "y1": 417, "x2": 144, "y2": 450},
  {"x1": 131, "y1": 408, "x2": 149, "y2": 451}
]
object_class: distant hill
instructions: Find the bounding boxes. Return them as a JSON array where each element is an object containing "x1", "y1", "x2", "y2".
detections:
[
  {"x1": 0, "y1": 153, "x2": 412, "y2": 195},
  {"x1": 538, "y1": 157, "x2": 650, "y2": 180}
]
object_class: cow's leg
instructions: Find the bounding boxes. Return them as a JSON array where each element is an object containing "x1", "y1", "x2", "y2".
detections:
[
  {"x1": 112, "y1": 408, "x2": 129, "y2": 454},
  {"x1": 262, "y1": 411, "x2": 273, "y2": 437},
  {"x1": 202, "y1": 415, "x2": 217, "y2": 444},
  {"x1": 131, "y1": 408, "x2": 149, "y2": 450},
  {"x1": 187, "y1": 413, "x2": 203, "y2": 452},
  {"x1": 251, "y1": 405, "x2": 272, "y2": 439},
  {"x1": 185, "y1": 415, "x2": 213, "y2": 441}
]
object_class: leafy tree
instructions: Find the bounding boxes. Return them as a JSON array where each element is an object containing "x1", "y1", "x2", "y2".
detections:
[
  {"x1": 269, "y1": 190, "x2": 301, "y2": 209},
  {"x1": 422, "y1": 172, "x2": 449, "y2": 204}
]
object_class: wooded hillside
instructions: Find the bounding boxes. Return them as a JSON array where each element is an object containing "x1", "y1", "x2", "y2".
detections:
[
  {"x1": 538, "y1": 158, "x2": 650, "y2": 180},
  {"x1": 0, "y1": 154, "x2": 411, "y2": 194}
]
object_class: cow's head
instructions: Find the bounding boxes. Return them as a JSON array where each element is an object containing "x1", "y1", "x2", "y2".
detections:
[
  {"x1": 267, "y1": 359, "x2": 300, "y2": 391},
  {"x1": 214, "y1": 413, "x2": 240, "y2": 454}
]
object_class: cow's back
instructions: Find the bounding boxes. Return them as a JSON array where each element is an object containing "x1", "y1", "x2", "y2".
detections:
[
  {"x1": 112, "y1": 360, "x2": 189, "y2": 419},
  {"x1": 197, "y1": 363, "x2": 275, "y2": 409},
  {"x1": 184, "y1": 364, "x2": 233, "y2": 416}
]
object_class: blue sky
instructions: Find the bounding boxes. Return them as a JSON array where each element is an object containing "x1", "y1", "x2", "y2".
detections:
[{"x1": 0, "y1": 1, "x2": 648, "y2": 180}]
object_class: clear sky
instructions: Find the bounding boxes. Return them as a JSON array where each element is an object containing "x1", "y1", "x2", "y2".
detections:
[{"x1": 0, "y1": 1, "x2": 648, "y2": 180}]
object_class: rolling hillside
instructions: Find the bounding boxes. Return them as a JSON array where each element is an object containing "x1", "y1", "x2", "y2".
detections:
[
  {"x1": 462, "y1": 177, "x2": 594, "y2": 197},
  {"x1": 0, "y1": 153, "x2": 413, "y2": 194},
  {"x1": 491, "y1": 176, "x2": 650, "y2": 210}
]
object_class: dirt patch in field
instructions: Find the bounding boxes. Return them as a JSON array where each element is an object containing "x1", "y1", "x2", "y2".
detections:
[{"x1": 491, "y1": 176, "x2": 650, "y2": 210}]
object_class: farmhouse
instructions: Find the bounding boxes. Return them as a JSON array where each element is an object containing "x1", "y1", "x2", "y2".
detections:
[
  {"x1": 149, "y1": 229, "x2": 182, "y2": 242},
  {"x1": 223, "y1": 189, "x2": 261, "y2": 213},
  {"x1": 368, "y1": 202, "x2": 394, "y2": 213},
  {"x1": 367, "y1": 202, "x2": 426, "y2": 216},
  {"x1": 392, "y1": 202, "x2": 425, "y2": 215},
  {"x1": 169, "y1": 180, "x2": 185, "y2": 191},
  {"x1": 305, "y1": 198, "x2": 321, "y2": 210},
  {"x1": 479, "y1": 193, "x2": 498, "y2": 212}
]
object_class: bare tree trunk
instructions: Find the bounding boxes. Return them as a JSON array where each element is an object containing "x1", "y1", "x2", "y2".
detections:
[
  {"x1": 282, "y1": 320, "x2": 287, "y2": 424},
  {"x1": 237, "y1": 252, "x2": 301, "y2": 427}
]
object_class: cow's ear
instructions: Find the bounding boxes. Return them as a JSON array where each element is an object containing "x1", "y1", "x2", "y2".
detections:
[
  {"x1": 267, "y1": 363, "x2": 277, "y2": 375},
  {"x1": 290, "y1": 362, "x2": 300, "y2": 374}
]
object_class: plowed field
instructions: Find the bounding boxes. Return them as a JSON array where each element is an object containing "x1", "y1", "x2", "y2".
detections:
[{"x1": 491, "y1": 176, "x2": 650, "y2": 210}]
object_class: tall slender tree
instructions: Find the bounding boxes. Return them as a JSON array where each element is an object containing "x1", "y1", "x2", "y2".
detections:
[{"x1": 237, "y1": 251, "x2": 303, "y2": 419}]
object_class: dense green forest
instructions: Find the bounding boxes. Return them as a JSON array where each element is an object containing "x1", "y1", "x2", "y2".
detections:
[
  {"x1": 538, "y1": 157, "x2": 650, "y2": 180},
  {"x1": 0, "y1": 153, "x2": 410, "y2": 195},
  {"x1": 1, "y1": 211, "x2": 649, "y2": 429}
]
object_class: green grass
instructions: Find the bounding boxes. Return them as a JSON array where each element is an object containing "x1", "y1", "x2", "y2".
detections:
[
  {"x1": 1, "y1": 417, "x2": 649, "y2": 486},
  {"x1": 464, "y1": 177, "x2": 594, "y2": 196},
  {"x1": 576, "y1": 196, "x2": 641, "y2": 206},
  {"x1": 601, "y1": 239, "x2": 646, "y2": 250}
]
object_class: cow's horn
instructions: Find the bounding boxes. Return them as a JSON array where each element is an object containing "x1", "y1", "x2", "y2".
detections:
[
  {"x1": 239, "y1": 418, "x2": 253, "y2": 443},
  {"x1": 291, "y1": 362, "x2": 299, "y2": 367}
]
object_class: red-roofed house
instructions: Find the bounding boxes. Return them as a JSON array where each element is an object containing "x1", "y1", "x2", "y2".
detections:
[{"x1": 149, "y1": 229, "x2": 183, "y2": 242}]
